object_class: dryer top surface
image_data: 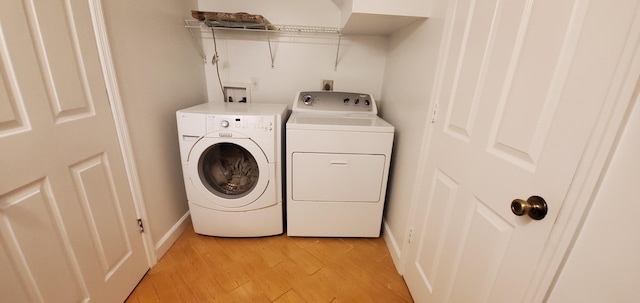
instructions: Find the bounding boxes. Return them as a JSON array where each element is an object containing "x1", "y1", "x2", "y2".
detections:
[{"x1": 286, "y1": 112, "x2": 394, "y2": 133}]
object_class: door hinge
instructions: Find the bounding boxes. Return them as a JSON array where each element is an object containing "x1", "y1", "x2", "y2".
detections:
[
  {"x1": 408, "y1": 228, "x2": 413, "y2": 244},
  {"x1": 137, "y1": 218, "x2": 144, "y2": 233},
  {"x1": 431, "y1": 103, "x2": 438, "y2": 123}
]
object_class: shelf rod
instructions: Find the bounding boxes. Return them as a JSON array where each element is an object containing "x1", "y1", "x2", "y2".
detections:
[
  {"x1": 267, "y1": 32, "x2": 275, "y2": 68},
  {"x1": 335, "y1": 34, "x2": 342, "y2": 71}
]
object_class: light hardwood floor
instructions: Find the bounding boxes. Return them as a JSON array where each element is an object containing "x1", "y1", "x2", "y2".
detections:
[{"x1": 125, "y1": 224, "x2": 413, "y2": 302}]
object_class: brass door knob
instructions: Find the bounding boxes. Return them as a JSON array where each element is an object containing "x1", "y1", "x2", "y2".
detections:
[{"x1": 511, "y1": 196, "x2": 548, "y2": 220}]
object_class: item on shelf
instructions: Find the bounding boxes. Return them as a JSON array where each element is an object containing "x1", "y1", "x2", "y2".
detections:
[{"x1": 191, "y1": 10, "x2": 274, "y2": 30}]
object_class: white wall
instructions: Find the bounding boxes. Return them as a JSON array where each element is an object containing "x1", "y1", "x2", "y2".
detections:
[
  {"x1": 547, "y1": 98, "x2": 640, "y2": 302},
  {"x1": 379, "y1": 0, "x2": 449, "y2": 265},
  {"x1": 196, "y1": 0, "x2": 388, "y2": 106},
  {"x1": 102, "y1": 0, "x2": 207, "y2": 257},
  {"x1": 351, "y1": 0, "x2": 430, "y2": 16}
]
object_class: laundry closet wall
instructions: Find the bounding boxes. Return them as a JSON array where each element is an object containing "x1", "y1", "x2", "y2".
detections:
[
  {"x1": 196, "y1": 0, "x2": 388, "y2": 105},
  {"x1": 378, "y1": 0, "x2": 448, "y2": 263},
  {"x1": 102, "y1": 0, "x2": 207, "y2": 257}
]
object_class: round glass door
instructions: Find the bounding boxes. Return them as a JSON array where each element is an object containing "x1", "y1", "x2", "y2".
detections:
[
  {"x1": 187, "y1": 136, "x2": 271, "y2": 209},
  {"x1": 199, "y1": 142, "x2": 259, "y2": 199}
]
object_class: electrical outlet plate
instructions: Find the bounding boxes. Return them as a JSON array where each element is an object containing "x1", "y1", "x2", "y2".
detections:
[
  {"x1": 322, "y1": 80, "x2": 334, "y2": 91},
  {"x1": 250, "y1": 77, "x2": 259, "y2": 90}
]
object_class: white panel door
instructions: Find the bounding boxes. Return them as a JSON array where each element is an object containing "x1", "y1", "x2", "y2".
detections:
[
  {"x1": 404, "y1": 0, "x2": 640, "y2": 302},
  {"x1": 0, "y1": 1, "x2": 147, "y2": 302}
]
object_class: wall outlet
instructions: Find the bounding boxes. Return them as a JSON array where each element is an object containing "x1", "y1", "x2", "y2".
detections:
[{"x1": 322, "y1": 80, "x2": 334, "y2": 91}]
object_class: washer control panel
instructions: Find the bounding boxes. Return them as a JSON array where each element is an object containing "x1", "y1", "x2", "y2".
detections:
[
  {"x1": 205, "y1": 114, "x2": 275, "y2": 137},
  {"x1": 293, "y1": 91, "x2": 377, "y2": 115}
]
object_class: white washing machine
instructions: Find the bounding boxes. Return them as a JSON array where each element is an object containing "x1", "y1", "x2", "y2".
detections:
[
  {"x1": 176, "y1": 102, "x2": 287, "y2": 237},
  {"x1": 286, "y1": 91, "x2": 394, "y2": 237}
]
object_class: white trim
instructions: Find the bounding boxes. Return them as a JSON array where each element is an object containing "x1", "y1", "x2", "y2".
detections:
[
  {"x1": 382, "y1": 219, "x2": 404, "y2": 274},
  {"x1": 154, "y1": 212, "x2": 192, "y2": 258},
  {"x1": 87, "y1": 0, "x2": 157, "y2": 267}
]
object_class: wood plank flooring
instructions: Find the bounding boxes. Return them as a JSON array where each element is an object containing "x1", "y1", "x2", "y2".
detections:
[{"x1": 126, "y1": 225, "x2": 413, "y2": 302}]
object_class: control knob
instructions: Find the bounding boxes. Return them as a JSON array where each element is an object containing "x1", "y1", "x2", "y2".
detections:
[
  {"x1": 302, "y1": 94, "x2": 314, "y2": 105},
  {"x1": 220, "y1": 120, "x2": 230, "y2": 128}
]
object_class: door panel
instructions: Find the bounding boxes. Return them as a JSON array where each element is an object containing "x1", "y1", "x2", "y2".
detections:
[
  {"x1": 412, "y1": 169, "x2": 458, "y2": 293},
  {"x1": 27, "y1": 0, "x2": 101, "y2": 121},
  {"x1": 69, "y1": 154, "x2": 132, "y2": 276},
  {"x1": 0, "y1": 1, "x2": 147, "y2": 302},
  {"x1": 404, "y1": 0, "x2": 640, "y2": 302},
  {"x1": 0, "y1": 30, "x2": 30, "y2": 137},
  {"x1": 447, "y1": 199, "x2": 514, "y2": 303},
  {"x1": 444, "y1": 0, "x2": 499, "y2": 140},
  {"x1": 1, "y1": 180, "x2": 87, "y2": 302},
  {"x1": 0, "y1": 240, "x2": 30, "y2": 302}
]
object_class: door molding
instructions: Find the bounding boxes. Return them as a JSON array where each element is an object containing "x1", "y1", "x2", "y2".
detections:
[{"x1": 87, "y1": 0, "x2": 156, "y2": 266}]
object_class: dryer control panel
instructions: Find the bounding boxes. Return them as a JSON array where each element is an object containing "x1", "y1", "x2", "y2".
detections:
[{"x1": 293, "y1": 91, "x2": 378, "y2": 115}]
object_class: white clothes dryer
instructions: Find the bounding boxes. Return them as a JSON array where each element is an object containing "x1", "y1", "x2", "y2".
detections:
[
  {"x1": 177, "y1": 102, "x2": 287, "y2": 237},
  {"x1": 286, "y1": 91, "x2": 394, "y2": 237}
]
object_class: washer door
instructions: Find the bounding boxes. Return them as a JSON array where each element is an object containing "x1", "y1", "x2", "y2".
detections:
[{"x1": 188, "y1": 136, "x2": 270, "y2": 208}]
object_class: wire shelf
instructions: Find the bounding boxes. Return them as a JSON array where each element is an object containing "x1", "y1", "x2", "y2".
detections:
[
  {"x1": 184, "y1": 19, "x2": 343, "y2": 70},
  {"x1": 272, "y1": 25, "x2": 342, "y2": 35},
  {"x1": 185, "y1": 19, "x2": 342, "y2": 35}
]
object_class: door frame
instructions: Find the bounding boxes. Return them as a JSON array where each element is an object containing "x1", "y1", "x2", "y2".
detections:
[
  {"x1": 87, "y1": 0, "x2": 156, "y2": 266},
  {"x1": 399, "y1": 2, "x2": 640, "y2": 302}
]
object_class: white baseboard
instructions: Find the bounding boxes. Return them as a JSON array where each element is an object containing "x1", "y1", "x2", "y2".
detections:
[
  {"x1": 382, "y1": 219, "x2": 404, "y2": 275},
  {"x1": 153, "y1": 211, "x2": 192, "y2": 260}
]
